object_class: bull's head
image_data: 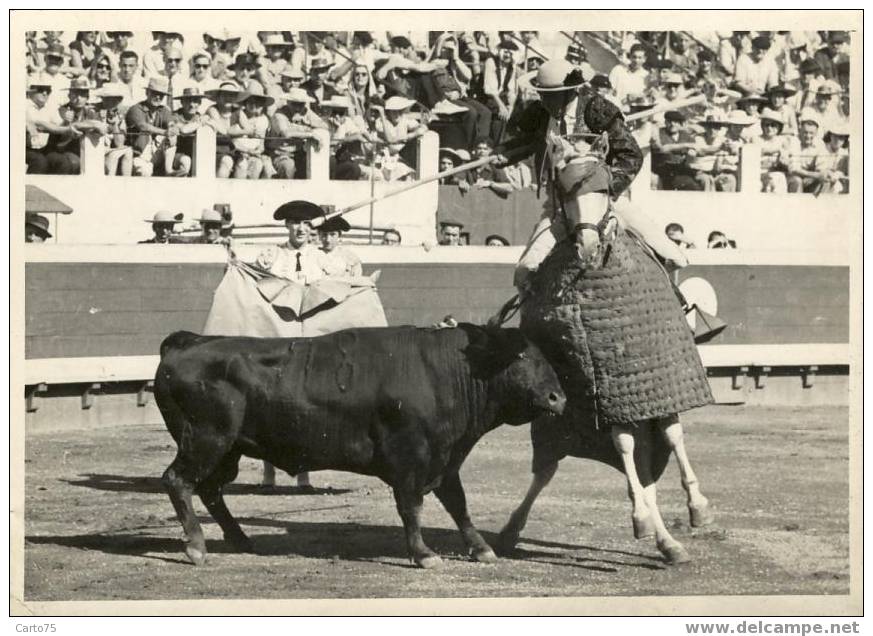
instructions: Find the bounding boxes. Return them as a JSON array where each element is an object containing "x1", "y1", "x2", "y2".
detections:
[{"x1": 465, "y1": 326, "x2": 566, "y2": 426}]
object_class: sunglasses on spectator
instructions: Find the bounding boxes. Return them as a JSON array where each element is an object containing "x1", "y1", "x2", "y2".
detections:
[
  {"x1": 194, "y1": 63, "x2": 210, "y2": 68},
  {"x1": 167, "y1": 58, "x2": 182, "y2": 63},
  {"x1": 97, "y1": 63, "x2": 111, "y2": 69}
]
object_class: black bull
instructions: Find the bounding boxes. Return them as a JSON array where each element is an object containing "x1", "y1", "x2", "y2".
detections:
[{"x1": 155, "y1": 325, "x2": 566, "y2": 568}]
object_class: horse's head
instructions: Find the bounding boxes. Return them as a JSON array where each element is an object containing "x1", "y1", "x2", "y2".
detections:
[{"x1": 556, "y1": 146, "x2": 617, "y2": 269}]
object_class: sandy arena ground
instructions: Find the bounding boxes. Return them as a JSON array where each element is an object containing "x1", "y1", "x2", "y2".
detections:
[{"x1": 21, "y1": 404, "x2": 850, "y2": 602}]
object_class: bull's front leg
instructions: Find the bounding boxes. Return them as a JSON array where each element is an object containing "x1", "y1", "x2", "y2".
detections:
[
  {"x1": 433, "y1": 472, "x2": 497, "y2": 563},
  {"x1": 392, "y1": 488, "x2": 442, "y2": 569}
]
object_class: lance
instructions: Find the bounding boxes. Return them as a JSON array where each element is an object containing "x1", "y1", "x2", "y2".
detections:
[
  {"x1": 303, "y1": 30, "x2": 357, "y2": 66},
  {"x1": 310, "y1": 154, "x2": 501, "y2": 228}
]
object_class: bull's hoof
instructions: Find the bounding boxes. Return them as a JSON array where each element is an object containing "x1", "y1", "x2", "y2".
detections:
[
  {"x1": 415, "y1": 554, "x2": 444, "y2": 570},
  {"x1": 658, "y1": 541, "x2": 691, "y2": 565},
  {"x1": 227, "y1": 534, "x2": 254, "y2": 553},
  {"x1": 494, "y1": 527, "x2": 521, "y2": 555},
  {"x1": 471, "y1": 547, "x2": 499, "y2": 564},
  {"x1": 185, "y1": 545, "x2": 208, "y2": 566},
  {"x1": 689, "y1": 501, "x2": 715, "y2": 528},
  {"x1": 633, "y1": 513, "x2": 656, "y2": 540}
]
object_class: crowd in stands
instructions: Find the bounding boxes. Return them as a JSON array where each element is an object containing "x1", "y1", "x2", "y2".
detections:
[
  {"x1": 25, "y1": 29, "x2": 851, "y2": 195},
  {"x1": 603, "y1": 30, "x2": 852, "y2": 194}
]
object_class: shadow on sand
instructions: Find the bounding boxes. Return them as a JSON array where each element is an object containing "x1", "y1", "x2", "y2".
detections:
[{"x1": 62, "y1": 473, "x2": 352, "y2": 497}]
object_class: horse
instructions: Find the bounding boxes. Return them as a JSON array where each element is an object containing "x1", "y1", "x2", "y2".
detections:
[{"x1": 497, "y1": 152, "x2": 715, "y2": 565}]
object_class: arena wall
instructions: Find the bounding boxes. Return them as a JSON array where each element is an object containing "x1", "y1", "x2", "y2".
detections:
[{"x1": 22, "y1": 244, "x2": 851, "y2": 429}]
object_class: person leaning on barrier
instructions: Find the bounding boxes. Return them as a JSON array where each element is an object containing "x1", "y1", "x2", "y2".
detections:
[
  {"x1": 25, "y1": 213, "x2": 52, "y2": 243},
  {"x1": 95, "y1": 84, "x2": 133, "y2": 176},
  {"x1": 811, "y1": 123, "x2": 849, "y2": 195},
  {"x1": 168, "y1": 87, "x2": 206, "y2": 177},
  {"x1": 229, "y1": 83, "x2": 275, "y2": 179},
  {"x1": 267, "y1": 87, "x2": 328, "y2": 180},
  {"x1": 42, "y1": 77, "x2": 107, "y2": 175},
  {"x1": 203, "y1": 82, "x2": 246, "y2": 178},
  {"x1": 26, "y1": 80, "x2": 69, "y2": 175},
  {"x1": 139, "y1": 210, "x2": 185, "y2": 244},
  {"x1": 690, "y1": 116, "x2": 737, "y2": 192},
  {"x1": 125, "y1": 77, "x2": 174, "y2": 177},
  {"x1": 755, "y1": 108, "x2": 794, "y2": 193},
  {"x1": 191, "y1": 208, "x2": 234, "y2": 247}
]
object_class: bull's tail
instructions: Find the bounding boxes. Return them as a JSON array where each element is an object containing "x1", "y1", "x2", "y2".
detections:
[{"x1": 160, "y1": 330, "x2": 202, "y2": 359}]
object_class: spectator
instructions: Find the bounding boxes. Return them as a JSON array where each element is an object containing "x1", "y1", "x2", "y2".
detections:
[
  {"x1": 229, "y1": 52, "x2": 264, "y2": 94},
  {"x1": 116, "y1": 50, "x2": 146, "y2": 115},
  {"x1": 787, "y1": 111, "x2": 826, "y2": 193},
  {"x1": 485, "y1": 234, "x2": 510, "y2": 247},
  {"x1": 318, "y1": 215, "x2": 363, "y2": 278},
  {"x1": 188, "y1": 51, "x2": 219, "y2": 112},
  {"x1": 139, "y1": 210, "x2": 184, "y2": 244},
  {"x1": 322, "y1": 94, "x2": 371, "y2": 180},
  {"x1": 346, "y1": 64, "x2": 379, "y2": 119},
  {"x1": 565, "y1": 41, "x2": 596, "y2": 83},
  {"x1": 69, "y1": 31, "x2": 102, "y2": 77},
  {"x1": 651, "y1": 110, "x2": 699, "y2": 190},
  {"x1": 733, "y1": 35, "x2": 779, "y2": 95},
  {"x1": 374, "y1": 95, "x2": 426, "y2": 178},
  {"x1": 25, "y1": 80, "x2": 69, "y2": 174},
  {"x1": 665, "y1": 222, "x2": 695, "y2": 249},
  {"x1": 204, "y1": 81, "x2": 245, "y2": 178},
  {"x1": 438, "y1": 219, "x2": 464, "y2": 246},
  {"x1": 438, "y1": 147, "x2": 470, "y2": 183},
  {"x1": 755, "y1": 108, "x2": 793, "y2": 193},
  {"x1": 96, "y1": 84, "x2": 133, "y2": 176},
  {"x1": 25, "y1": 213, "x2": 52, "y2": 243},
  {"x1": 381, "y1": 228, "x2": 402, "y2": 245},
  {"x1": 735, "y1": 93, "x2": 765, "y2": 141},
  {"x1": 125, "y1": 77, "x2": 174, "y2": 176},
  {"x1": 789, "y1": 59, "x2": 823, "y2": 113},
  {"x1": 813, "y1": 32, "x2": 849, "y2": 82},
  {"x1": 808, "y1": 80, "x2": 845, "y2": 135},
  {"x1": 482, "y1": 40, "x2": 520, "y2": 143},
  {"x1": 690, "y1": 117, "x2": 736, "y2": 192},
  {"x1": 87, "y1": 52, "x2": 115, "y2": 90},
  {"x1": 590, "y1": 74, "x2": 620, "y2": 108},
  {"x1": 193, "y1": 208, "x2": 232, "y2": 245},
  {"x1": 168, "y1": 87, "x2": 207, "y2": 177},
  {"x1": 278, "y1": 66, "x2": 306, "y2": 94},
  {"x1": 215, "y1": 203, "x2": 235, "y2": 239},
  {"x1": 103, "y1": 31, "x2": 133, "y2": 71},
  {"x1": 46, "y1": 77, "x2": 106, "y2": 174},
  {"x1": 203, "y1": 30, "x2": 234, "y2": 80},
  {"x1": 695, "y1": 49, "x2": 722, "y2": 88},
  {"x1": 143, "y1": 31, "x2": 171, "y2": 80},
  {"x1": 720, "y1": 111, "x2": 755, "y2": 184},
  {"x1": 707, "y1": 230, "x2": 736, "y2": 249},
  {"x1": 31, "y1": 43, "x2": 71, "y2": 112},
  {"x1": 268, "y1": 87, "x2": 328, "y2": 179},
  {"x1": 608, "y1": 42, "x2": 649, "y2": 106},
  {"x1": 229, "y1": 83, "x2": 275, "y2": 179},
  {"x1": 257, "y1": 33, "x2": 297, "y2": 89},
  {"x1": 468, "y1": 138, "x2": 514, "y2": 197},
  {"x1": 716, "y1": 31, "x2": 737, "y2": 76},
  {"x1": 765, "y1": 83, "x2": 798, "y2": 136},
  {"x1": 302, "y1": 56, "x2": 338, "y2": 111},
  {"x1": 811, "y1": 123, "x2": 849, "y2": 194}
]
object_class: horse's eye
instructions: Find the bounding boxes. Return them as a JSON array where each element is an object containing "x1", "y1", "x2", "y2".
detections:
[{"x1": 517, "y1": 352, "x2": 527, "y2": 360}]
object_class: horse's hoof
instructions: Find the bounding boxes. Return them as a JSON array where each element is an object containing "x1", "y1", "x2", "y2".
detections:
[
  {"x1": 689, "y1": 502, "x2": 715, "y2": 527},
  {"x1": 416, "y1": 555, "x2": 444, "y2": 570},
  {"x1": 185, "y1": 545, "x2": 208, "y2": 566},
  {"x1": 471, "y1": 547, "x2": 499, "y2": 563},
  {"x1": 658, "y1": 542, "x2": 691, "y2": 565},
  {"x1": 633, "y1": 513, "x2": 656, "y2": 539}
]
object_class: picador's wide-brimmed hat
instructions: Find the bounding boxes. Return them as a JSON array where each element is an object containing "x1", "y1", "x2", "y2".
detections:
[
  {"x1": 523, "y1": 59, "x2": 588, "y2": 92},
  {"x1": 273, "y1": 200, "x2": 325, "y2": 222}
]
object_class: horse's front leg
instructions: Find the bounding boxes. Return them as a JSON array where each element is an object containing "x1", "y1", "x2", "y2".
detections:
[{"x1": 611, "y1": 424, "x2": 654, "y2": 539}]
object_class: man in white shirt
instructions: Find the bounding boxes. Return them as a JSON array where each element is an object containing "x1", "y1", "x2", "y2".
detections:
[
  {"x1": 117, "y1": 50, "x2": 148, "y2": 115},
  {"x1": 256, "y1": 200, "x2": 327, "y2": 283},
  {"x1": 608, "y1": 43, "x2": 649, "y2": 106},
  {"x1": 733, "y1": 35, "x2": 779, "y2": 95}
]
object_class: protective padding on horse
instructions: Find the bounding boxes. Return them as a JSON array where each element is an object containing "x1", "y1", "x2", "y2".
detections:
[{"x1": 521, "y1": 231, "x2": 713, "y2": 429}]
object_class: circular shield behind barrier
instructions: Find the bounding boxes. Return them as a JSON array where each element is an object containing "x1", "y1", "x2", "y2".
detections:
[{"x1": 679, "y1": 277, "x2": 718, "y2": 331}]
